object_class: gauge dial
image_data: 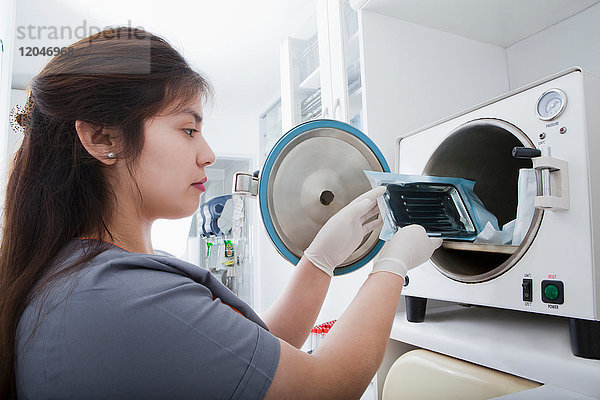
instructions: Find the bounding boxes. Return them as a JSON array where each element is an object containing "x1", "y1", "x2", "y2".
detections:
[{"x1": 536, "y1": 89, "x2": 567, "y2": 120}]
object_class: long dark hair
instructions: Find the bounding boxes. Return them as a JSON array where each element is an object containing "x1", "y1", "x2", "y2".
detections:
[{"x1": 0, "y1": 27, "x2": 213, "y2": 397}]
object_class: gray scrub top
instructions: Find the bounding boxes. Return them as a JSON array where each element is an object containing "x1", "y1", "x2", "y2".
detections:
[{"x1": 15, "y1": 239, "x2": 280, "y2": 399}]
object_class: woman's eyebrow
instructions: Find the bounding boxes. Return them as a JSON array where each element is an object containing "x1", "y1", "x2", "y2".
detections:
[{"x1": 178, "y1": 108, "x2": 203, "y2": 124}]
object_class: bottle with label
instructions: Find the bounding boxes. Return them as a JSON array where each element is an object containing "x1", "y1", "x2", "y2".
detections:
[{"x1": 224, "y1": 240, "x2": 234, "y2": 258}]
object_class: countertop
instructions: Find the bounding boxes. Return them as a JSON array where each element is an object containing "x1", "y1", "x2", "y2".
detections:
[{"x1": 390, "y1": 304, "x2": 600, "y2": 399}]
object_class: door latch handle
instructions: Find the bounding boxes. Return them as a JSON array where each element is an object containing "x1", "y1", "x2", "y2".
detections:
[
  {"x1": 512, "y1": 146, "x2": 569, "y2": 211},
  {"x1": 533, "y1": 156, "x2": 569, "y2": 210}
]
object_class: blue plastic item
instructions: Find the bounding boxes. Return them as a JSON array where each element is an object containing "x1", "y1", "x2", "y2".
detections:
[{"x1": 199, "y1": 195, "x2": 232, "y2": 237}]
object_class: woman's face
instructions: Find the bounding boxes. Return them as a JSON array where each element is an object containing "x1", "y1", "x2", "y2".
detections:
[{"x1": 120, "y1": 97, "x2": 215, "y2": 221}]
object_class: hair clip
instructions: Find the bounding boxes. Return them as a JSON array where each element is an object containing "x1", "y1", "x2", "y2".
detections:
[
  {"x1": 9, "y1": 105, "x2": 26, "y2": 135},
  {"x1": 9, "y1": 96, "x2": 35, "y2": 135}
]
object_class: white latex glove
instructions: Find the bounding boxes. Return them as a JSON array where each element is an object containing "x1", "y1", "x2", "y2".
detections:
[
  {"x1": 303, "y1": 186, "x2": 387, "y2": 277},
  {"x1": 371, "y1": 224, "x2": 443, "y2": 279}
]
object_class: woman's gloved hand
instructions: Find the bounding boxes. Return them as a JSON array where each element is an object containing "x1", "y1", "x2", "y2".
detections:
[
  {"x1": 303, "y1": 186, "x2": 387, "y2": 277},
  {"x1": 371, "y1": 224, "x2": 443, "y2": 279}
]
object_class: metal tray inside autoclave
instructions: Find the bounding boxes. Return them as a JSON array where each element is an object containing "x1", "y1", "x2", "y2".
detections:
[{"x1": 383, "y1": 182, "x2": 477, "y2": 240}]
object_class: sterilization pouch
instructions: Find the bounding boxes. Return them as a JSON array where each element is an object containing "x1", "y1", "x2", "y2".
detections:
[
  {"x1": 512, "y1": 168, "x2": 537, "y2": 246},
  {"x1": 472, "y1": 168, "x2": 536, "y2": 246},
  {"x1": 364, "y1": 171, "x2": 499, "y2": 241}
]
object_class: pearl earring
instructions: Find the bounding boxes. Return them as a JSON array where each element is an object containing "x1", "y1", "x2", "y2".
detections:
[{"x1": 107, "y1": 152, "x2": 115, "y2": 159}]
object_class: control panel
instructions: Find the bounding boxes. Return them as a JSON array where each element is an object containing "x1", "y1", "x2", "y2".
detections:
[{"x1": 521, "y1": 278, "x2": 564, "y2": 305}]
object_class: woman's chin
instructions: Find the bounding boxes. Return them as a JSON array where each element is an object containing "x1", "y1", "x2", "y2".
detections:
[{"x1": 158, "y1": 204, "x2": 200, "y2": 220}]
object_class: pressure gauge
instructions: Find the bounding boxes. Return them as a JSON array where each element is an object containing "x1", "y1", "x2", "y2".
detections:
[{"x1": 536, "y1": 89, "x2": 567, "y2": 120}]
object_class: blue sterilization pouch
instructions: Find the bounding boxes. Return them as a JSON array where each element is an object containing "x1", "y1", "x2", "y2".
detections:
[{"x1": 364, "y1": 171, "x2": 499, "y2": 241}]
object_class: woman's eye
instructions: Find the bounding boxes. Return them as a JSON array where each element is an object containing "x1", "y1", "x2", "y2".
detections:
[{"x1": 183, "y1": 128, "x2": 198, "y2": 137}]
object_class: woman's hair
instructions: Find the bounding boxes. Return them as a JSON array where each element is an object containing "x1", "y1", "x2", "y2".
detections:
[{"x1": 0, "y1": 27, "x2": 213, "y2": 396}]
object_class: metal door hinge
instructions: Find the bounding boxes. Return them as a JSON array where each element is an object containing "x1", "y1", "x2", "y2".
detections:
[{"x1": 233, "y1": 172, "x2": 259, "y2": 197}]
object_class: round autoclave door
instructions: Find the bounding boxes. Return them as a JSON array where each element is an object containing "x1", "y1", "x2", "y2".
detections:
[
  {"x1": 259, "y1": 120, "x2": 390, "y2": 275},
  {"x1": 423, "y1": 119, "x2": 543, "y2": 283}
]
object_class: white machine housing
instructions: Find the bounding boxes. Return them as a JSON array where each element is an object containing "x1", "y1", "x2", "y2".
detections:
[{"x1": 398, "y1": 68, "x2": 600, "y2": 321}]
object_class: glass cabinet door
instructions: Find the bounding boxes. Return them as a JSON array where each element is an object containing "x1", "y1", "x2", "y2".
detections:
[
  {"x1": 341, "y1": 0, "x2": 363, "y2": 130},
  {"x1": 280, "y1": 0, "x2": 362, "y2": 131},
  {"x1": 297, "y1": 32, "x2": 322, "y2": 123},
  {"x1": 281, "y1": 11, "x2": 334, "y2": 131},
  {"x1": 259, "y1": 98, "x2": 282, "y2": 162}
]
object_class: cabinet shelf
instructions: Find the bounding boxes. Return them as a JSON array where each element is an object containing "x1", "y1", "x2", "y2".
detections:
[
  {"x1": 299, "y1": 66, "x2": 321, "y2": 91},
  {"x1": 349, "y1": 84, "x2": 362, "y2": 97},
  {"x1": 441, "y1": 241, "x2": 518, "y2": 255}
]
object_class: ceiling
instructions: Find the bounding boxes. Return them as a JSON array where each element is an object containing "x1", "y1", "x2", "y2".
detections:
[
  {"x1": 359, "y1": 0, "x2": 599, "y2": 47},
  {"x1": 12, "y1": 0, "x2": 317, "y2": 117}
]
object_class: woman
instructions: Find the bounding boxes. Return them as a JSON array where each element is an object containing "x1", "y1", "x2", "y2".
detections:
[{"x1": 0, "y1": 27, "x2": 441, "y2": 399}]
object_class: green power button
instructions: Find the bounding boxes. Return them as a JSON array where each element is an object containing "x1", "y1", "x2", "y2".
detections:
[{"x1": 544, "y1": 284, "x2": 559, "y2": 300}]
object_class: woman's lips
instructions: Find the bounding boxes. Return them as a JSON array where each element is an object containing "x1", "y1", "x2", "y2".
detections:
[
  {"x1": 192, "y1": 183, "x2": 205, "y2": 192},
  {"x1": 192, "y1": 178, "x2": 207, "y2": 192}
]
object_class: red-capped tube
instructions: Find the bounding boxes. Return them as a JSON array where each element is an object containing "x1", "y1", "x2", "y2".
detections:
[
  {"x1": 317, "y1": 327, "x2": 323, "y2": 348},
  {"x1": 310, "y1": 328, "x2": 317, "y2": 352}
]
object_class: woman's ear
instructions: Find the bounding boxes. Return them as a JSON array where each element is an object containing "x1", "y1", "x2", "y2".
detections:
[{"x1": 75, "y1": 120, "x2": 119, "y2": 165}]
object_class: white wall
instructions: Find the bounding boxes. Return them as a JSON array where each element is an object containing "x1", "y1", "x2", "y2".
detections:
[
  {"x1": 506, "y1": 3, "x2": 600, "y2": 89},
  {"x1": 202, "y1": 109, "x2": 260, "y2": 159},
  {"x1": 359, "y1": 11, "x2": 510, "y2": 168},
  {"x1": 255, "y1": 216, "x2": 293, "y2": 313}
]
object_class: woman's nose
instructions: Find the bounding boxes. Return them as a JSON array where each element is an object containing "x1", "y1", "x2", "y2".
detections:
[{"x1": 198, "y1": 137, "x2": 216, "y2": 167}]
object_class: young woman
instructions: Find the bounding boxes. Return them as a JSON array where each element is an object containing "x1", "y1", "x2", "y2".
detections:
[{"x1": 0, "y1": 27, "x2": 441, "y2": 399}]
